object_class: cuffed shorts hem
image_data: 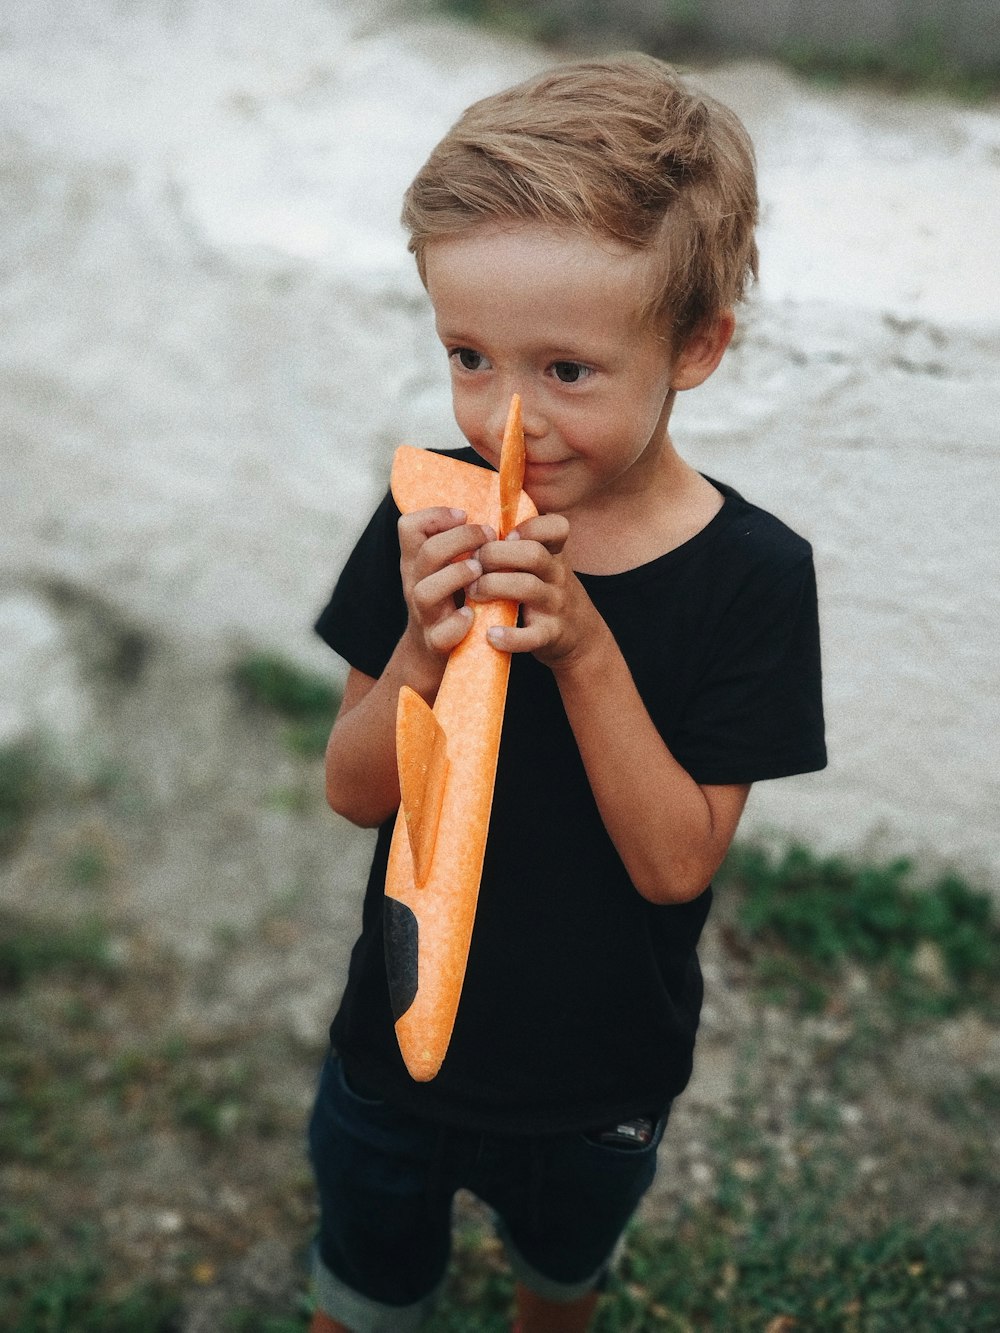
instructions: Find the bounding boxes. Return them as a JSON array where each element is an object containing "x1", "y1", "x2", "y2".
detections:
[
  {"x1": 311, "y1": 1243, "x2": 443, "y2": 1333},
  {"x1": 495, "y1": 1217, "x2": 608, "y2": 1303}
]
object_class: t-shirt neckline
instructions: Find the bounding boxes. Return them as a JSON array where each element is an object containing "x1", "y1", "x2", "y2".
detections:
[
  {"x1": 575, "y1": 478, "x2": 741, "y2": 586},
  {"x1": 433, "y1": 447, "x2": 742, "y2": 586}
]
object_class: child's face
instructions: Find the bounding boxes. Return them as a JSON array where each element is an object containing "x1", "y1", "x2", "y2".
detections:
[{"x1": 424, "y1": 223, "x2": 683, "y2": 516}]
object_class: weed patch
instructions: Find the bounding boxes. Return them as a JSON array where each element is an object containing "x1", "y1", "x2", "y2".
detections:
[
  {"x1": 421, "y1": 1113, "x2": 999, "y2": 1331},
  {"x1": 0, "y1": 910, "x2": 117, "y2": 991},
  {"x1": 429, "y1": 0, "x2": 558, "y2": 43},
  {"x1": 0, "y1": 740, "x2": 46, "y2": 853},
  {"x1": 430, "y1": 1, "x2": 999, "y2": 100},
  {"x1": 0, "y1": 1244, "x2": 179, "y2": 1332},
  {"x1": 424, "y1": 1225, "x2": 514, "y2": 1330},
  {"x1": 223, "y1": 1315, "x2": 311, "y2": 1333},
  {"x1": 230, "y1": 653, "x2": 341, "y2": 758},
  {"x1": 718, "y1": 844, "x2": 1000, "y2": 1019},
  {"x1": 606, "y1": 1209, "x2": 994, "y2": 1330},
  {"x1": 782, "y1": 32, "x2": 999, "y2": 102},
  {"x1": 1, "y1": 834, "x2": 997, "y2": 1328}
]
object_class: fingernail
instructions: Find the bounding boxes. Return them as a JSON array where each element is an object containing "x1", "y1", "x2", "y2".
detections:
[
  {"x1": 487, "y1": 628, "x2": 503, "y2": 646},
  {"x1": 458, "y1": 605, "x2": 473, "y2": 620},
  {"x1": 450, "y1": 508, "x2": 467, "y2": 520},
  {"x1": 467, "y1": 559, "x2": 482, "y2": 577},
  {"x1": 505, "y1": 529, "x2": 521, "y2": 541}
]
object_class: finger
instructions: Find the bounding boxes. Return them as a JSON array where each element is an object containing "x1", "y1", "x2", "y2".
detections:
[
  {"x1": 398, "y1": 506, "x2": 467, "y2": 552},
  {"x1": 426, "y1": 605, "x2": 474, "y2": 653},
  {"x1": 510, "y1": 512, "x2": 570, "y2": 554},
  {"x1": 414, "y1": 522, "x2": 497, "y2": 577},
  {"x1": 476, "y1": 536, "x2": 554, "y2": 578},
  {"x1": 486, "y1": 621, "x2": 554, "y2": 655},
  {"x1": 398, "y1": 509, "x2": 467, "y2": 571},
  {"x1": 413, "y1": 557, "x2": 483, "y2": 614},
  {"x1": 466, "y1": 571, "x2": 543, "y2": 605}
]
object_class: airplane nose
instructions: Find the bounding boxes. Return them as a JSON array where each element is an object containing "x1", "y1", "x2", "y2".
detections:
[
  {"x1": 506, "y1": 390, "x2": 544, "y2": 441},
  {"x1": 483, "y1": 386, "x2": 543, "y2": 456}
]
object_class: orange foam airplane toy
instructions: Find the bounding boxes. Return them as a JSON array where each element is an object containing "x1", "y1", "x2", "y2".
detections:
[{"x1": 385, "y1": 396, "x2": 535, "y2": 1081}]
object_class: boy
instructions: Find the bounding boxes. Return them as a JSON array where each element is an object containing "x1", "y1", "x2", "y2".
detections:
[{"x1": 309, "y1": 53, "x2": 825, "y2": 1333}]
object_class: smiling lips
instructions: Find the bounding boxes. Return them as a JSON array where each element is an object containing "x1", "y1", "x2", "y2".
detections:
[{"x1": 524, "y1": 457, "x2": 569, "y2": 475}]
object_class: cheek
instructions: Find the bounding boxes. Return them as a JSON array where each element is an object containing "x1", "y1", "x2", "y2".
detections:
[
  {"x1": 577, "y1": 406, "x2": 664, "y2": 473},
  {"x1": 569, "y1": 409, "x2": 640, "y2": 462},
  {"x1": 450, "y1": 382, "x2": 501, "y2": 458},
  {"x1": 450, "y1": 392, "x2": 482, "y2": 445},
  {"x1": 621, "y1": 387, "x2": 672, "y2": 446}
]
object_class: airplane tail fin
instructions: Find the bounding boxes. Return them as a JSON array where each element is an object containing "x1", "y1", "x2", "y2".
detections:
[{"x1": 396, "y1": 685, "x2": 449, "y2": 887}]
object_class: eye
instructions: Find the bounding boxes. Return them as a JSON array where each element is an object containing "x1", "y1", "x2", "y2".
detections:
[
  {"x1": 450, "y1": 347, "x2": 489, "y2": 372},
  {"x1": 551, "y1": 361, "x2": 591, "y2": 384}
]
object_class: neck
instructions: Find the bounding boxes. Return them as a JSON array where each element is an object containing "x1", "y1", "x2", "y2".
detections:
[{"x1": 565, "y1": 444, "x2": 722, "y2": 575}]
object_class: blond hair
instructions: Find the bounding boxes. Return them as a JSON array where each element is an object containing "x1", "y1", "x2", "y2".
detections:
[{"x1": 402, "y1": 53, "x2": 758, "y2": 344}]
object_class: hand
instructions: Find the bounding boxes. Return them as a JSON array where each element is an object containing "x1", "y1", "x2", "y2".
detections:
[
  {"x1": 398, "y1": 507, "x2": 496, "y2": 666},
  {"x1": 469, "y1": 514, "x2": 606, "y2": 668}
]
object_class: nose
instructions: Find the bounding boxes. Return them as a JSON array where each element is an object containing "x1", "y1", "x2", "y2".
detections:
[
  {"x1": 519, "y1": 393, "x2": 546, "y2": 441},
  {"x1": 492, "y1": 386, "x2": 543, "y2": 445}
]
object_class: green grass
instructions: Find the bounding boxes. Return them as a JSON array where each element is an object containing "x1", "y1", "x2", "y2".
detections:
[
  {"x1": 230, "y1": 653, "x2": 342, "y2": 758},
  {"x1": 782, "y1": 31, "x2": 999, "y2": 102},
  {"x1": 0, "y1": 911, "x2": 117, "y2": 992},
  {"x1": 2, "y1": 838, "x2": 997, "y2": 1329},
  {"x1": 420, "y1": 1107, "x2": 1000, "y2": 1330},
  {"x1": 170, "y1": 1059, "x2": 251, "y2": 1141},
  {"x1": 421, "y1": 1052, "x2": 1000, "y2": 1327},
  {"x1": 0, "y1": 741, "x2": 46, "y2": 854},
  {"x1": 104, "y1": 1040, "x2": 285, "y2": 1144},
  {"x1": 222, "y1": 1313, "x2": 312, "y2": 1332},
  {"x1": 430, "y1": 0, "x2": 999, "y2": 101},
  {"x1": 430, "y1": 0, "x2": 556, "y2": 42},
  {"x1": 718, "y1": 843, "x2": 1000, "y2": 1018},
  {"x1": 0, "y1": 912, "x2": 310, "y2": 1330},
  {"x1": 0, "y1": 915, "x2": 121, "y2": 1174},
  {"x1": 65, "y1": 844, "x2": 111, "y2": 890},
  {"x1": 424, "y1": 1226, "x2": 515, "y2": 1330},
  {"x1": 932, "y1": 1073, "x2": 1000, "y2": 1127},
  {"x1": 0, "y1": 1242, "x2": 314, "y2": 1333},
  {"x1": 636, "y1": 1098, "x2": 996, "y2": 1329},
  {"x1": 0, "y1": 1253, "x2": 179, "y2": 1332},
  {"x1": 603, "y1": 1212, "x2": 994, "y2": 1330}
]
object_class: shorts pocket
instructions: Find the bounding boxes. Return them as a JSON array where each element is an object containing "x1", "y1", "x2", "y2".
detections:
[
  {"x1": 578, "y1": 1104, "x2": 671, "y2": 1159},
  {"x1": 337, "y1": 1057, "x2": 387, "y2": 1109}
]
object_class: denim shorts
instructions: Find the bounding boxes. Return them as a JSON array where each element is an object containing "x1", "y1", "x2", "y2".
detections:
[{"x1": 307, "y1": 1053, "x2": 670, "y2": 1333}]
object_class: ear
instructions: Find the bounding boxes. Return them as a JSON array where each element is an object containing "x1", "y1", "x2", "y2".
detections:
[{"x1": 670, "y1": 310, "x2": 736, "y2": 391}]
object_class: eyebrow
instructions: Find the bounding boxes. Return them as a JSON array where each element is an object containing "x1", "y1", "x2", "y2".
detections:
[{"x1": 438, "y1": 327, "x2": 609, "y2": 363}]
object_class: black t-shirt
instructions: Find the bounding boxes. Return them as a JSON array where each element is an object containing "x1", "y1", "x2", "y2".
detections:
[{"x1": 315, "y1": 447, "x2": 826, "y2": 1134}]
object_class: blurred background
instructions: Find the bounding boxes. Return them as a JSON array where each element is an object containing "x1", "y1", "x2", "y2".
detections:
[{"x1": 2, "y1": 0, "x2": 999, "y2": 1328}]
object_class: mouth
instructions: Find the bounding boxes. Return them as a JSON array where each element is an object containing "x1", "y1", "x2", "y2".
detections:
[{"x1": 524, "y1": 458, "x2": 569, "y2": 478}]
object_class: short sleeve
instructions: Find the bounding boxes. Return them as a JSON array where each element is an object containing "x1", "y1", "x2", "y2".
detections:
[
  {"x1": 314, "y1": 490, "x2": 407, "y2": 679},
  {"x1": 670, "y1": 549, "x2": 827, "y2": 785}
]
